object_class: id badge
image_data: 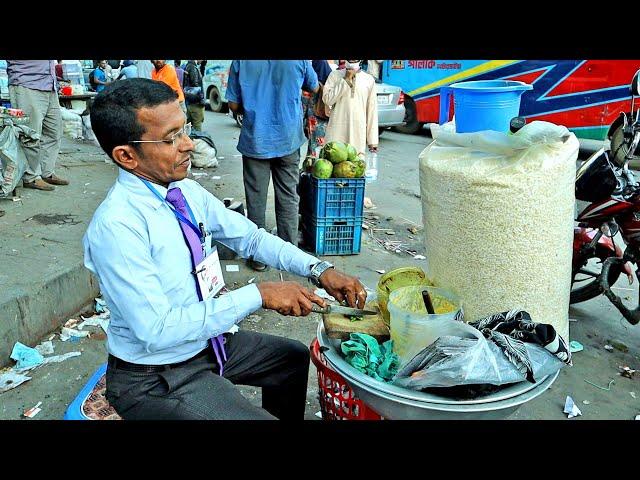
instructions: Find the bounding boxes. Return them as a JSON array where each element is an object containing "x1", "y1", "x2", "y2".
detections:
[{"x1": 195, "y1": 246, "x2": 225, "y2": 300}]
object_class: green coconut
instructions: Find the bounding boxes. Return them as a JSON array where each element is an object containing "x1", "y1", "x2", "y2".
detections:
[
  {"x1": 322, "y1": 141, "x2": 349, "y2": 164},
  {"x1": 312, "y1": 158, "x2": 333, "y2": 179},
  {"x1": 346, "y1": 143, "x2": 358, "y2": 162},
  {"x1": 332, "y1": 161, "x2": 358, "y2": 178},
  {"x1": 353, "y1": 159, "x2": 366, "y2": 178}
]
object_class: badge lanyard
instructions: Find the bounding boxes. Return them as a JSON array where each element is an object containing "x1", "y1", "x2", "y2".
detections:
[{"x1": 141, "y1": 179, "x2": 204, "y2": 242}]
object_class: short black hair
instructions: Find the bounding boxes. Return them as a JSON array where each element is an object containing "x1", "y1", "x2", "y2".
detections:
[{"x1": 90, "y1": 78, "x2": 178, "y2": 160}]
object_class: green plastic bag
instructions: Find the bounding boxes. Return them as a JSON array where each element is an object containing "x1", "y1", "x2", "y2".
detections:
[{"x1": 341, "y1": 333, "x2": 400, "y2": 382}]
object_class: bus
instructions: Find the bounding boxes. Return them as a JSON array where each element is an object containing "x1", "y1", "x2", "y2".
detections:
[{"x1": 382, "y1": 60, "x2": 640, "y2": 141}]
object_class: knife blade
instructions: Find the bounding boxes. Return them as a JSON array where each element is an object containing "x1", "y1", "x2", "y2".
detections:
[{"x1": 312, "y1": 304, "x2": 378, "y2": 316}]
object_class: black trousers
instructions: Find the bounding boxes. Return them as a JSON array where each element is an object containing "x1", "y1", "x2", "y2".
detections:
[{"x1": 105, "y1": 330, "x2": 310, "y2": 420}]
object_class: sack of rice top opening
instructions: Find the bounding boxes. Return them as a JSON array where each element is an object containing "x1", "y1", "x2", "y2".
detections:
[{"x1": 419, "y1": 121, "x2": 578, "y2": 341}]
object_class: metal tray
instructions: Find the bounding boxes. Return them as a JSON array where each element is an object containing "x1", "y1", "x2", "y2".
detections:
[
  {"x1": 342, "y1": 368, "x2": 559, "y2": 420},
  {"x1": 317, "y1": 321, "x2": 553, "y2": 405}
]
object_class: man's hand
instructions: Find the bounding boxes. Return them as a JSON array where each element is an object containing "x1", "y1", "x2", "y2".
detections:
[
  {"x1": 228, "y1": 101, "x2": 244, "y2": 115},
  {"x1": 368, "y1": 145, "x2": 378, "y2": 153},
  {"x1": 344, "y1": 69, "x2": 356, "y2": 83},
  {"x1": 318, "y1": 269, "x2": 367, "y2": 309},
  {"x1": 257, "y1": 281, "x2": 327, "y2": 316}
]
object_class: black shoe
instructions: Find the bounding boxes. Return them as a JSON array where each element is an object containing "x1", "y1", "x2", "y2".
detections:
[{"x1": 247, "y1": 259, "x2": 268, "y2": 272}]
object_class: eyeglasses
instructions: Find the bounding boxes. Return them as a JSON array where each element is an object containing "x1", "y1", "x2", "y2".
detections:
[{"x1": 129, "y1": 123, "x2": 192, "y2": 148}]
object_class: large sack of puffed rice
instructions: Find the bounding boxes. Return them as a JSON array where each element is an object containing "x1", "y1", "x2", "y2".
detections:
[{"x1": 419, "y1": 121, "x2": 578, "y2": 341}]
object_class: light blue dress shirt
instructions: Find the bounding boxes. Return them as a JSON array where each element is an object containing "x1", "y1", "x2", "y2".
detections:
[{"x1": 83, "y1": 169, "x2": 320, "y2": 365}]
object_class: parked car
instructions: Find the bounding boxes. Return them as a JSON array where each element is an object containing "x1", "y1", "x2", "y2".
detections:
[{"x1": 375, "y1": 80, "x2": 406, "y2": 135}]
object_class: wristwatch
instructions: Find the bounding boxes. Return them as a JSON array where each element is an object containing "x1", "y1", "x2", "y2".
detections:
[{"x1": 309, "y1": 261, "x2": 334, "y2": 287}]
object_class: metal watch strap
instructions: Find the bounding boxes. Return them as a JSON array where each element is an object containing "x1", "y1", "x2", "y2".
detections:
[{"x1": 310, "y1": 261, "x2": 334, "y2": 286}]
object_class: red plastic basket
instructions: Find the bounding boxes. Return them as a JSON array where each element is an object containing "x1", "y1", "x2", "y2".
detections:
[{"x1": 310, "y1": 338, "x2": 383, "y2": 420}]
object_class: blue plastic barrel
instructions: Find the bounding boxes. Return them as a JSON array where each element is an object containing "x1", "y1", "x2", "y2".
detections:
[{"x1": 439, "y1": 80, "x2": 533, "y2": 133}]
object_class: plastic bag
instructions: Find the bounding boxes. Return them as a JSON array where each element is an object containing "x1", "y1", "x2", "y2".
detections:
[
  {"x1": 0, "y1": 121, "x2": 39, "y2": 197},
  {"x1": 60, "y1": 107, "x2": 83, "y2": 140},
  {"x1": 190, "y1": 138, "x2": 218, "y2": 168},
  {"x1": 341, "y1": 332, "x2": 400, "y2": 382},
  {"x1": 391, "y1": 318, "x2": 565, "y2": 389},
  {"x1": 419, "y1": 121, "x2": 578, "y2": 341},
  {"x1": 81, "y1": 114, "x2": 100, "y2": 147}
]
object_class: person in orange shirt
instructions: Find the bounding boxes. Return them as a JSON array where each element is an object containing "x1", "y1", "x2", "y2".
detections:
[{"x1": 151, "y1": 60, "x2": 186, "y2": 114}]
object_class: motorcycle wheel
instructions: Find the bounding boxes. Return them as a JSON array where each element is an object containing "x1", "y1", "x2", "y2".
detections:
[{"x1": 570, "y1": 250, "x2": 623, "y2": 304}]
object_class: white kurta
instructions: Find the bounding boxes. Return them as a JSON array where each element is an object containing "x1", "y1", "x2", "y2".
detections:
[{"x1": 322, "y1": 69, "x2": 378, "y2": 155}]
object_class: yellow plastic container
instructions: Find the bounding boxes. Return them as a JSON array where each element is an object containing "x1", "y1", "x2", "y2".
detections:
[{"x1": 376, "y1": 267, "x2": 432, "y2": 327}]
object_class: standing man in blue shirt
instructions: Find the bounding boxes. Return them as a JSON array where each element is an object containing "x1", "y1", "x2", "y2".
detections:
[
  {"x1": 84, "y1": 78, "x2": 368, "y2": 420},
  {"x1": 92, "y1": 60, "x2": 110, "y2": 93},
  {"x1": 226, "y1": 60, "x2": 319, "y2": 271}
]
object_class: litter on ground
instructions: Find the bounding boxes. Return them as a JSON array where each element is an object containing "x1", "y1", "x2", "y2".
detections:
[
  {"x1": 22, "y1": 401, "x2": 42, "y2": 418},
  {"x1": 60, "y1": 327, "x2": 90, "y2": 341},
  {"x1": 95, "y1": 298, "x2": 108, "y2": 313},
  {"x1": 10, "y1": 342, "x2": 44, "y2": 371},
  {"x1": 41, "y1": 351, "x2": 81, "y2": 365},
  {"x1": 619, "y1": 366, "x2": 637, "y2": 379},
  {"x1": 584, "y1": 379, "x2": 615, "y2": 391},
  {"x1": 564, "y1": 396, "x2": 582, "y2": 419},
  {"x1": 569, "y1": 341, "x2": 584, "y2": 353},
  {"x1": 35, "y1": 341, "x2": 54, "y2": 356},
  {"x1": 0, "y1": 370, "x2": 31, "y2": 394}
]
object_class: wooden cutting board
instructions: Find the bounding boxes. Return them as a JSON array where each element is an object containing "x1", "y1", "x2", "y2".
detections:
[{"x1": 322, "y1": 300, "x2": 390, "y2": 342}]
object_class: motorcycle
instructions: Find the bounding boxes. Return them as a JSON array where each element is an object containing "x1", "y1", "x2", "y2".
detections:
[{"x1": 571, "y1": 69, "x2": 640, "y2": 324}]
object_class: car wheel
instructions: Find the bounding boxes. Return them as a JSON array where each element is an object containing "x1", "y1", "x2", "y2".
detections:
[
  {"x1": 209, "y1": 87, "x2": 227, "y2": 113},
  {"x1": 378, "y1": 127, "x2": 387, "y2": 136},
  {"x1": 393, "y1": 96, "x2": 424, "y2": 135}
]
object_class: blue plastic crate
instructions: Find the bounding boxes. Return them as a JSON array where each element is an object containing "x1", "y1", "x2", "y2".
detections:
[
  {"x1": 303, "y1": 216, "x2": 363, "y2": 255},
  {"x1": 303, "y1": 175, "x2": 366, "y2": 219}
]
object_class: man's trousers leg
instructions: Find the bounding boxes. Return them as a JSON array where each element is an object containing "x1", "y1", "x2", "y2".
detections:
[
  {"x1": 105, "y1": 349, "x2": 276, "y2": 420},
  {"x1": 270, "y1": 150, "x2": 301, "y2": 244},
  {"x1": 223, "y1": 330, "x2": 310, "y2": 420},
  {"x1": 187, "y1": 104, "x2": 205, "y2": 131},
  {"x1": 39, "y1": 91, "x2": 62, "y2": 179},
  {"x1": 242, "y1": 155, "x2": 271, "y2": 231},
  {"x1": 8, "y1": 85, "x2": 50, "y2": 182},
  {"x1": 105, "y1": 331, "x2": 310, "y2": 420}
]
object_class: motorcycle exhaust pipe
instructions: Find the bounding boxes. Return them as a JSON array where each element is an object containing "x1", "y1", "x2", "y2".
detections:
[{"x1": 600, "y1": 257, "x2": 640, "y2": 325}]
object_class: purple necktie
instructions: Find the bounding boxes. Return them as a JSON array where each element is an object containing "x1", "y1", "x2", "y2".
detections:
[{"x1": 166, "y1": 187, "x2": 227, "y2": 375}]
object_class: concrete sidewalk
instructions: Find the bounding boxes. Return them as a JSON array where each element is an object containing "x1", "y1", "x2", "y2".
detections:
[{"x1": 0, "y1": 138, "x2": 116, "y2": 365}]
